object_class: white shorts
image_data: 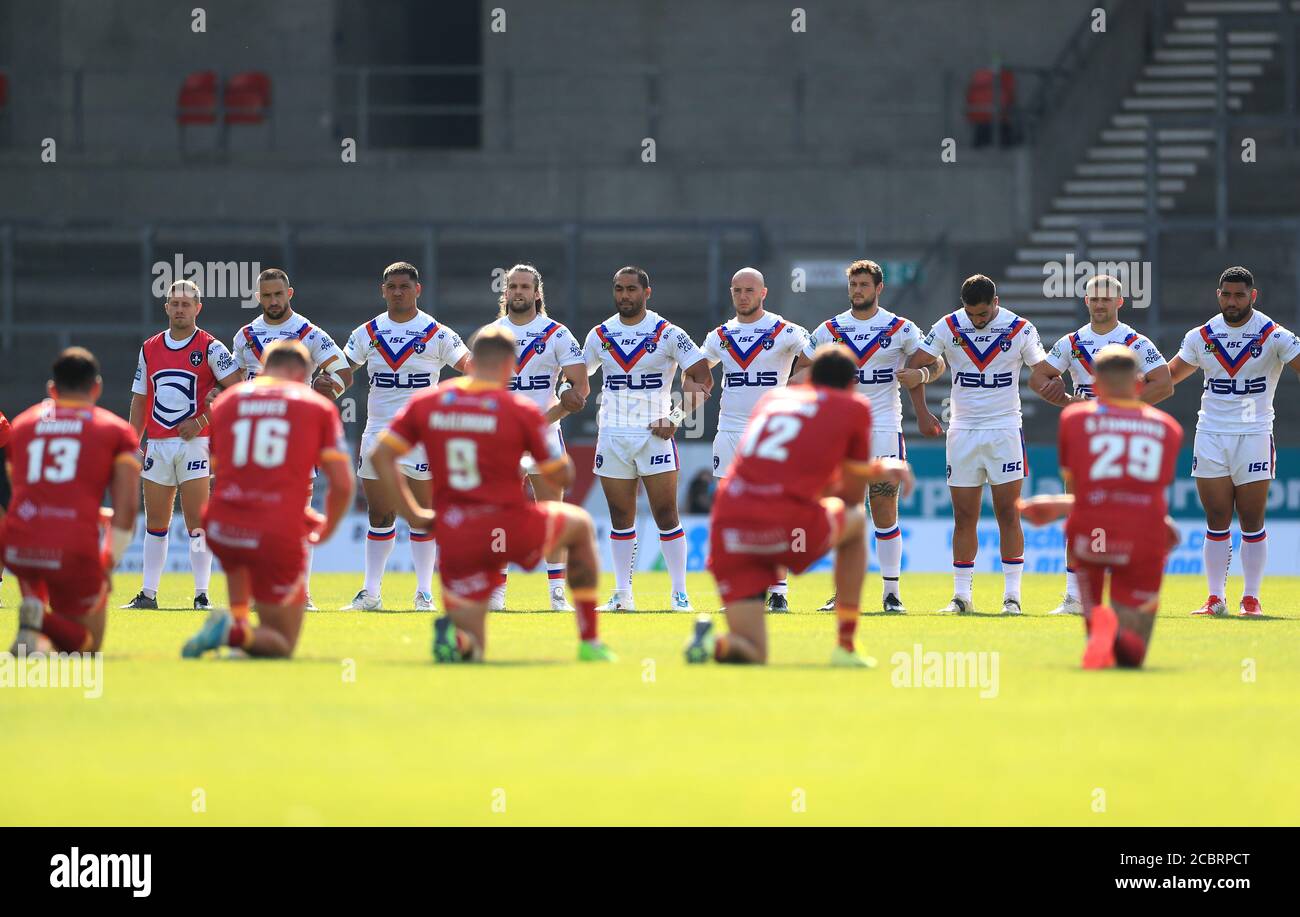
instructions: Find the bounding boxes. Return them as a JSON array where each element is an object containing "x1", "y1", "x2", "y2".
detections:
[
  {"x1": 522, "y1": 426, "x2": 566, "y2": 477},
  {"x1": 142, "y1": 438, "x2": 211, "y2": 486},
  {"x1": 945, "y1": 428, "x2": 1026, "y2": 487},
  {"x1": 1192, "y1": 431, "x2": 1275, "y2": 484},
  {"x1": 358, "y1": 430, "x2": 431, "y2": 481},
  {"x1": 871, "y1": 429, "x2": 907, "y2": 460},
  {"x1": 712, "y1": 430, "x2": 742, "y2": 478},
  {"x1": 595, "y1": 431, "x2": 679, "y2": 480}
]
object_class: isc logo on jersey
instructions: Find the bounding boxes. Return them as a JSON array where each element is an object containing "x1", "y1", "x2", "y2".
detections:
[{"x1": 150, "y1": 369, "x2": 198, "y2": 428}]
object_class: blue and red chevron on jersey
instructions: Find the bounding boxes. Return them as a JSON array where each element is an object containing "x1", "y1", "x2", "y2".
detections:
[
  {"x1": 595, "y1": 319, "x2": 669, "y2": 371},
  {"x1": 1069, "y1": 331, "x2": 1139, "y2": 372},
  {"x1": 515, "y1": 321, "x2": 563, "y2": 373},
  {"x1": 366, "y1": 320, "x2": 442, "y2": 371},
  {"x1": 1200, "y1": 321, "x2": 1276, "y2": 376},
  {"x1": 945, "y1": 313, "x2": 1027, "y2": 371},
  {"x1": 824, "y1": 317, "x2": 903, "y2": 366},
  {"x1": 718, "y1": 320, "x2": 787, "y2": 370},
  {"x1": 241, "y1": 319, "x2": 313, "y2": 361}
]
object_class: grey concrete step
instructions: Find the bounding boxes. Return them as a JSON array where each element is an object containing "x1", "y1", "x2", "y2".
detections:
[
  {"x1": 1076, "y1": 161, "x2": 1197, "y2": 177},
  {"x1": 1100, "y1": 128, "x2": 1214, "y2": 143},
  {"x1": 1052, "y1": 195, "x2": 1176, "y2": 210},
  {"x1": 1143, "y1": 63, "x2": 1263, "y2": 77},
  {"x1": 1120, "y1": 95, "x2": 1244, "y2": 111},
  {"x1": 1153, "y1": 47, "x2": 1273, "y2": 62},
  {"x1": 1062, "y1": 178, "x2": 1187, "y2": 194},
  {"x1": 1087, "y1": 144, "x2": 1209, "y2": 160},
  {"x1": 1132, "y1": 79, "x2": 1253, "y2": 94},
  {"x1": 1165, "y1": 31, "x2": 1278, "y2": 46}
]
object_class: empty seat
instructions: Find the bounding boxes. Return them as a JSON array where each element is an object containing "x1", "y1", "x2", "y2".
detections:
[
  {"x1": 223, "y1": 71, "x2": 271, "y2": 124},
  {"x1": 177, "y1": 70, "x2": 218, "y2": 124}
]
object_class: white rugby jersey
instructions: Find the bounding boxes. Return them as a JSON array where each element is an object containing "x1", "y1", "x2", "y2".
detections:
[
  {"x1": 494, "y1": 313, "x2": 585, "y2": 425},
  {"x1": 1176, "y1": 309, "x2": 1300, "y2": 435},
  {"x1": 802, "y1": 306, "x2": 922, "y2": 433},
  {"x1": 582, "y1": 309, "x2": 706, "y2": 435},
  {"x1": 231, "y1": 313, "x2": 346, "y2": 380},
  {"x1": 701, "y1": 312, "x2": 809, "y2": 434},
  {"x1": 344, "y1": 309, "x2": 468, "y2": 435},
  {"x1": 918, "y1": 306, "x2": 1046, "y2": 430},
  {"x1": 1044, "y1": 321, "x2": 1165, "y2": 399}
]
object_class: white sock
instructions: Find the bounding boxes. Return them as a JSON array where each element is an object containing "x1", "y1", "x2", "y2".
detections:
[
  {"x1": 1064, "y1": 565, "x2": 1079, "y2": 600},
  {"x1": 953, "y1": 561, "x2": 974, "y2": 602},
  {"x1": 610, "y1": 528, "x2": 637, "y2": 594},
  {"x1": 547, "y1": 563, "x2": 566, "y2": 591},
  {"x1": 190, "y1": 529, "x2": 212, "y2": 594},
  {"x1": 1204, "y1": 528, "x2": 1231, "y2": 598},
  {"x1": 364, "y1": 525, "x2": 396, "y2": 595},
  {"x1": 769, "y1": 578, "x2": 788, "y2": 596},
  {"x1": 876, "y1": 525, "x2": 902, "y2": 597},
  {"x1": 497, "y1": 567, "x2": 509, "y2": 597},
  {"x1": 410, "y1": 529, "x2": 436, "y2": 595},
  {"x1": 1241, "y1": 528, "x2": 1266, "y2": 598},
  {"x1": 1002, "y1": 556, "x2": 1023, "y2": 601},
  {"x1": 143, "y1": 527, "x2": 168, "y2": 596},
  {"x1": 660, "y1": 527, "x2": 687, "y2": 594}
]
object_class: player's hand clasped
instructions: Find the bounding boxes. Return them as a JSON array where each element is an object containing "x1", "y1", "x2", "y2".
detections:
[{"x1": 648, "y1": 417, "x2": 677, "y2": 439}]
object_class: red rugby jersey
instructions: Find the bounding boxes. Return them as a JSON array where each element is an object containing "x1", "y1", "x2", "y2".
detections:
[
  {"x1": 132, "y1": 328, "x2": 235, "y2": 440},
  {"x1": 382, "y1": 377, "x2": 565, "y2": 515},
  {"x1": 2, "y1": 399, "x2": 139, "y2": 552},
  {"x1": 205, "y1": 377, "x2": 348, "y2": 538},
  {"x1": 720, "y1": 383, "x2": 875, "y2": 504}
]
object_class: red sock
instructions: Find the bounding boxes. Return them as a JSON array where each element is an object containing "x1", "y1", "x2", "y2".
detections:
[
  {"x1": 40, "y1": 612, "x2": 90, "y2": 653},
  {"x1": 835, "y1": 604, "x2": 860, "y2": 651},
  {"x1": 1114, "y1": 629, "x2": 1148, "y2": 668},
  {"x1": 228, "y1": 619, "x2": 251, "y2": 648},
  {"x1": 573, "y1": 589, "x2": 598, "y2": 642}
]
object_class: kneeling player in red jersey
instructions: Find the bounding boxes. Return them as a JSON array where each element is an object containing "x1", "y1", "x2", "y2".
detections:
[
  {"x1": 182, "y1": 340, "x2": 355, "y2": 658},
  {"x1": 1019, "y1": 344, "x2": 1183, "y2": 669},
  {"x1": 368, "y1": 325, "x2": 615, "y2": 663},
  {"x1": 691, "y1": 344, "x2": 914, "y2": 667},
  {"x1": 2, "y1": 348, "x2": 141, "y2": 654}
]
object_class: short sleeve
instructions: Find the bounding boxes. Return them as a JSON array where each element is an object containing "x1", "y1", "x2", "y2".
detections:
[
  {"x1": 803, "y1": 321, "x2": 830, "y2": 359},
  {"x1": 782, "y1": 322, "x2": 810, "y2": 357},
  {"x1": 898, "y1": 320, "x2": 921, "y2": 356},
  {"x1": 1044, "y1": 334, "x2": 1072, "y2": 373},
  {"x1": 1019, "y1": 322, "x2": 1047, "y2": 366},
  {"x1": 230, "y1": 329, "x2": 250, "y2": 368},
  {"x1": 1177, "y1": 328, "x2": 1202, "y2": 365},
  {"x1": 1135, "y1": 335, "x2": 1166, "y2": 370},
  {"x1": 344, "y1": 325, "x2": 368, "y2": 365},
  {"x1": 583, "y1": 327, "x2": 603, "y2": 374},
  {"x1": 670, "y1": 325, "x2": 706, "y2": 369},
  {"x1": 131, "y1": 349, "x2": 148, "y2": 395},
  {"x1": 208, "y1": 339, "x2": 237, "y2": 379},
  {"x1": 917, "y1": 319, "x2": 946, "y2": 358},
  {"x1": 436, "y1": 327, "x2": 469, "y2": 368},
  {"x1": 701, "y1": 328, "x2": 724, "y2": 364},
  {"x1": 1273, "y1": 325, "x2": 1300, "y2": 364},
  {"x1": 555, "y1": 326, "x2": 585, "y2": 367},
  {"x1": 309, "y1": 326, "x2": 346, "y2": 369}
]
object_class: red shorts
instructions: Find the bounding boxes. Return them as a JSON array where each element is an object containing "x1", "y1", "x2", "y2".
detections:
[
  {"x1": 435, "y1": 503, "x2": 562, "y2": 605},
  {"x1": 1066, "y1": 523, "x2": 1165, "y2": 611},
  {"x1": 3, "y1": 538, "x2": 110, "y2": 618},
  {"x1": 708, "y1": 496, "x2": 843, "y2": 606},
  {"x1": 206, "y1": 518, "x2": 308, "y2": 606}
]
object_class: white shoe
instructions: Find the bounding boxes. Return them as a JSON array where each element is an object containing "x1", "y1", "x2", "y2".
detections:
[
  {"x1": 341, "y1": 589, "x2": 382, "y2": 611},
  {"x1": 598, "y1": 591, "x2": 635, "y2": 611},
  {"x1": 671, "y1": 591, "x2": 693, "y2": 612},
  {"x1": 549, "y1": 583, "x2": 573, "y2": 611},
  {"x1": 487, "y1": 585, "x2": 506, "y2": 612},
  {"x1": 937, "y1": 597, "x2": 972, "y2": 614},
  {"x1": 1048, "y1": 594, "x2": 1083, "y2": 616},
  {"x1": 414, "y1": 591, "x2": 436, "y2": 612},
  {"x1": 1002, "y1": 597, "x2": 1023, "y2": 616}
]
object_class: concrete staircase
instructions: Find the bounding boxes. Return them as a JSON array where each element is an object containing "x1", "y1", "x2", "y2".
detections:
[{"x1": 998, "y1": 0, "x2": 1291, "y2": 344}]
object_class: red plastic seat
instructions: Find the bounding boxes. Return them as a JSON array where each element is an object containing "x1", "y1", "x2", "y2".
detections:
[
  {"x1": 223, "y1": 71, "x2": 271, "y2": 124},
  {"x1": 177, "y1": 70, "x2": 218, "y2": 125},
  {"x1": 0, "y1": 73, "x2": 8, "y2": 110}
]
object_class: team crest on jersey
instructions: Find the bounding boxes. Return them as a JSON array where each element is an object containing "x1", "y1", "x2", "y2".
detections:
[
  {"x1": 713, "y1": 455, "x2": 720, "y2": 469},
  {"x1": 151, "y1": 369, "x2": 198, "y2": 428},
  {"x1": 595, "y1": 454, "x2": 604, "y2": 468},
  {"x1": 945, "y1": 464, "x2": 952, "y2": 480},
  {"x1": 878, "y1": 336, "x2": 891, "y2": 349},
  {"x1": 144, "y1": 456, "x2": 154, "y2": 471},
  {"x1": 1250, "y1": 342, "x2": 1263, "y2": 357},
  {"x1": 762, "y1": 337, "x2": 775, "y2": 350},
  {"x1": 644, "y1": 341, "x2": 658, "y2": 353},
  {"x1": 189, "y1": 351, "x2": 203, "y2": 367},
  {"x1": 999, "y1": 338, "x2": 1014, "y2": 352},
  {"x1": 413, "y1": 341, "x2": 426, "y2": 354},
  {"x1": 533, "y1": 339, "x2": 547, "y2": 355}
]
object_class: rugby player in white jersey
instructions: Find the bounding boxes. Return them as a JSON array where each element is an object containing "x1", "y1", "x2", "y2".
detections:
[
  {"x1": 343, "y1": 262, "x2": 469, "y2": 611},
  {"x1": 231, "y1": 268, "x2": 353, "y2": 610},
  {"x1": 700, "y1": 267, "x2": 810, "y2": 612},
  {"x1": 1029, "y1": 273, "x2": 1173, "y2": 615},
  {"x1": 1166, "y1": 265, "x2": 1300, "y2": 617},
  {"x1": 583, "y1": 265, "x2": 713, "y2": 612},
  {"x1": 907, "y1": 274, "x2": 1060, "y2": 615},
  {"x1": 789, "y1": 260, "x2": 944, "y2": 613},
  {"x1": 487, "y1": 263, "x2": 590, "y2": 612}
]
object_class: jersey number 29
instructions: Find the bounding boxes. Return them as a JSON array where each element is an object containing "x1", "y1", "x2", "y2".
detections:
[{"x1": 1089, "y1": 433, "x2": 1162, "y2": 482}]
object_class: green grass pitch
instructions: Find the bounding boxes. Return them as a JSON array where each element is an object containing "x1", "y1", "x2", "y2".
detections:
[{"x1": 2, "y1": 570, "x2": 1296, "y2": 826}]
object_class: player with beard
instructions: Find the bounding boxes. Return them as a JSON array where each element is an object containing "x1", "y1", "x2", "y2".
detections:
[
  {"x1": 231, "y1": 268, "x2": 352, "y2": 609},
  {"x1": 487, "y1": 264, "x2": 589, "y2": 611},
  {"x1": 700, "y1": 267, "x2": 810, "y2": 611},
  {"x1": 791, "y1": 260, "x2": 943, "y2": 613}
]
